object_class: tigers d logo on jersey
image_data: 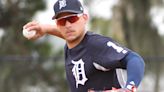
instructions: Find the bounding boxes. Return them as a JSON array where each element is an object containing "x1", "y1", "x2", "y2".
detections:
[{"x1": 72, "y1": 59, "x2": 88, "y2": 88}]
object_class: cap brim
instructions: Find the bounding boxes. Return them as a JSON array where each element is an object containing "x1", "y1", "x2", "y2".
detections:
[{"x1": 52, "y1": 10, "x2": 83, "y2": 19}]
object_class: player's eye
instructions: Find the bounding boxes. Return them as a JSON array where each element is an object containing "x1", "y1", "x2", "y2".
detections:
[{"x1": 56, "y1": 14, "x2": 82, "y2": 26}]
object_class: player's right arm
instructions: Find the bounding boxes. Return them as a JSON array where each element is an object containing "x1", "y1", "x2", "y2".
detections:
[{"x1": 23, "y1": 21, "x2": 64, "y2": 40}]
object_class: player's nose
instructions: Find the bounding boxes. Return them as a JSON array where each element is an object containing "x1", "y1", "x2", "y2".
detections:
[{"x1": 65, "y1": 21, "x2": 72, "y2": 28}]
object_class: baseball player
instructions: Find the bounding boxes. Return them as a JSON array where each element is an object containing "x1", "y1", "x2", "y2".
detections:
[{"x1": 23, "y1": 0, "x2": 145, "y2": 92}]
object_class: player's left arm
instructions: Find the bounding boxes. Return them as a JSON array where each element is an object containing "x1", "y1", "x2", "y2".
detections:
[{"x1": 121, "y1": 51, "x2": 145, "y2": 91}]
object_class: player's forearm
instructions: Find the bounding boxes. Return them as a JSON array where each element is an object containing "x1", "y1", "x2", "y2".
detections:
[
  {"x1": 123, "y1": 52, "x2": 145, "y2": 90},
  {"x1": 43, "y1": 24, "x2": 64, "y2": 39}
]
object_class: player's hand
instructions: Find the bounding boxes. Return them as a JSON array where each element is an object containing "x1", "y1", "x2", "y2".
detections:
[
  {"x1": 23, "y1": 21, "x2": 46, "y2": 40},
  {"x1": 88, "y1": 88, "x2": 132, "y2": 92},
  {"x1": 113, "y1": 88, "x2": 132, "y2": 92}
]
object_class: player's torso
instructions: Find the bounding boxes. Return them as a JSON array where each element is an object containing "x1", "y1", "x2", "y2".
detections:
[{"x1": 64, "y1": 32, "x2": 122, "y2": 92}]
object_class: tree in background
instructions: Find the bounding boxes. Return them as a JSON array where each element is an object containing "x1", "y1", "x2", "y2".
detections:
[
  {"x1": 0, "y1": 0, "x2": 67, "y2": 92},
  {"x1": 112, "y1": 0, "x2": 164, "y2": 56},
  {"x1": 0, "y1": 0, "x2": 51, "y2": 55}
]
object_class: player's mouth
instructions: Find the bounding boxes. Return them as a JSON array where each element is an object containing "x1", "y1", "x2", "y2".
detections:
[{"x1": 66, "y1": 30, "x2": 75, "y2": 36}]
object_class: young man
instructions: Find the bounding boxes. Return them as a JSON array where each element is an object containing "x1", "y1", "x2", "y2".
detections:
[{"x1": 23, "y1": 0, "x2": 145, "y2": 92}]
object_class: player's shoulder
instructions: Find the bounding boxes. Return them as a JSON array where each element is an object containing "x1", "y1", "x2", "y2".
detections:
[
  {"x1": 86, "y1": 31, "x2": 115, "y2": 46},
  {"x1": 85, "y1": 31, "x2": 116, "y2": 52}
]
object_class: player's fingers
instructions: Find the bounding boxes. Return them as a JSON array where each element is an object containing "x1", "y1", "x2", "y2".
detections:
[
  {"x1": 23, "y1": 21, "x2": 39, "y2": 29},
  {"x1": 26, "y1": 25, "x2": 41, "y2": 32},
  {"x1": 88, "y1": 90, "x2": 112, "y2": 92},
  {"x1": 103, "y1": 90, "x2": 114, "y2": 92}
]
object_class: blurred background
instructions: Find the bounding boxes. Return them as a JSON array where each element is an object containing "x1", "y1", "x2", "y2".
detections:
[{"x1": 0, "y1": 0, "x2": 164, "y2": 92}]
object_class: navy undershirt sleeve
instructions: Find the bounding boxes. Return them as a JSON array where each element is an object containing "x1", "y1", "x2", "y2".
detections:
[{"x1": 121, "y1": 52, "x2": 145, "y2": 88}]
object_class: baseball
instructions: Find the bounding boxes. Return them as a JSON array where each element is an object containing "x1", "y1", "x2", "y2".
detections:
[{"x1": 23, "y1": 29, "x2": 36, "y2": 39}]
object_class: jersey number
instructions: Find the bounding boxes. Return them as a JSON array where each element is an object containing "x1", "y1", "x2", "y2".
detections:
[{"x1": 107, "y1": 41, "x2": 127, "y2": 54}]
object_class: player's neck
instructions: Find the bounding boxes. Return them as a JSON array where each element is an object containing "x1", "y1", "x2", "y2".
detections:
[{"x1": 67, "y1": 31, "x2": 86, "y2": 49}]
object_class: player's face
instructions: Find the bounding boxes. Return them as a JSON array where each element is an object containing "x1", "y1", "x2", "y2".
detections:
[{"x1": 56, "y1": 12, "x2": 88, "y2": 43}]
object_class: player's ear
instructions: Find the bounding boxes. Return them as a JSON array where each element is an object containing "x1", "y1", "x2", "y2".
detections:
[{"x1": 82, "y1": 14, "x2": 89, "y2": 23}]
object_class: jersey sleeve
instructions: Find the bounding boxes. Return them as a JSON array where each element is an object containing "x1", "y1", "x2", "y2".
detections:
[
  {"x1": 88, "y1": 35, "x2": 130, "y2": 69},
  {"x1": 122, "y1": 52, "x2": 145, "y2": 89}
]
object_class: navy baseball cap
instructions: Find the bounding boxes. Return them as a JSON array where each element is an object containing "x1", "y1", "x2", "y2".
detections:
[{"x1": 52, "y1": 0, "x2": 84, "y2": 19}]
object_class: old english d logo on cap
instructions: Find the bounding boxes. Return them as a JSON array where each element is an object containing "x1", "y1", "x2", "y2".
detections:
[
  {"x1": 52, "y1": 0, "x2": 84, "y2": 19},
  {"x1": 59, "y1": 0, "x2": 67, "y2": 9}
]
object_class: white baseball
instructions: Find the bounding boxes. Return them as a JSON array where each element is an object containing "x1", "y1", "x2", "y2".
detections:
[{"x1": 23, "y1": 29, "x2": 36, "y2": 39}]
